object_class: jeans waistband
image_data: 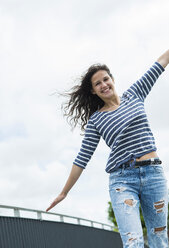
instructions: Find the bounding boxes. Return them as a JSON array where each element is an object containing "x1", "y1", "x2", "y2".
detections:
[{"x1": 119, "y1": 158, "x2": 162, "y2": 169}]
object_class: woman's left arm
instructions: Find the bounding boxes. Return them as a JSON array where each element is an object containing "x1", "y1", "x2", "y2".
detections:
[{"x1": 157, "y1": 49, "x2": 169, "y2": 68}]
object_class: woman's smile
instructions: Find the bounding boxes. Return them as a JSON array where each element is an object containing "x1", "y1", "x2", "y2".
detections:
[{"x1": 101, "y1": 87, "x2": 111, "y2": 94}]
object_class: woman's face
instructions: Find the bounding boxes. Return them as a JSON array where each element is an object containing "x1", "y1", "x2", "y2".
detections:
[{"x1": 91, "y1": 70, "x2": 115, "y2": 101}]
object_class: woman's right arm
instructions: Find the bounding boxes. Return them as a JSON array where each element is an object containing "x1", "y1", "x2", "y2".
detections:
[
  {"x1": 46, "y1": 118, "x2": 100, "y2": 212},
  {"x1": 46, "y1": 164, "x2": 84, "y2": 212}
]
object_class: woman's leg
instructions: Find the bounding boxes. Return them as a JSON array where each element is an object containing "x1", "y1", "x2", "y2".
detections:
[
  {"x1": 140, "y1": 164, "x2": 168, "y2": 248},
  {"x1": 109, "y1": 167, "x2": 144, "y2": 248}
]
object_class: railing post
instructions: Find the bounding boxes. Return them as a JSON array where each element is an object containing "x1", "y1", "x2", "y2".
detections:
[
  {"x1": 14, "y1": 208, "x2": 20, "y2": 217},
  {"x1": 102, "y1": 224, "x2": 104, "y2": 229},
  {"x1": 60, "y1": 215, "x2": 64, "y2": 222},
  {"x1": 90, "y1": 221, "x2": 94, "y2": 227},
  {"x1": 37, "y1": 211, "x2": 42, "y2": 220},
  {"x1": 77, "y1": 218, "x2": 80, "y2": 225}
]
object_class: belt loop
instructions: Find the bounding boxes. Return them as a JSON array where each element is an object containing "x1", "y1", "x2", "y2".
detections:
[
  {"x1": 129, "y1": 157, "x2": 136, "y2": 168},
  {"x1": 122, "y1": 164, "x2": 125, "y2": 173}
]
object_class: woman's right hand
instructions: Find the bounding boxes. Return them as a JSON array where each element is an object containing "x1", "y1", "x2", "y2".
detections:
[
  {"x1": 46, "y1": 164, "x2": 83, "y2": 212},
  {"x1": 46, "y1": 192, "x2": 67, "y2": 212}
]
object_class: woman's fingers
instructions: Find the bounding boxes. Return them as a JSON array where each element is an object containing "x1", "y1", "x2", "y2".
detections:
[
  {"x1": 46, "y1": 201, "x2": 56, "y2": 212},
  {"x1": 46, "y1": 194, "x2": 66, "y2": 212}
]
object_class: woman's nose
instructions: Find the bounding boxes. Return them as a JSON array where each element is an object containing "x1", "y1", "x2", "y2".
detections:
[{"x1": 101, "y1": 81, "x2": 107, "y2": 87}]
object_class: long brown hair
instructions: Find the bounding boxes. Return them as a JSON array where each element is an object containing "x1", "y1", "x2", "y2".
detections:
[{"x1": 62, "y1": 63, "x2": 113, "y2": 131}]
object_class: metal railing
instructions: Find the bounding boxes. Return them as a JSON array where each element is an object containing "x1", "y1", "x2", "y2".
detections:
[{"x1": 0, "y1": 205, "x2": 113, "y2": 231}]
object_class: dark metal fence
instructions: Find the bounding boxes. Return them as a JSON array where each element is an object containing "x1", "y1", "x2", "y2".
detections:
[
  {"x1": 0, "y1": 216, "x2": 123, "y2": 248},
  {"x1": 0, "y1": 205, "x2": 149, "y2": 248}
]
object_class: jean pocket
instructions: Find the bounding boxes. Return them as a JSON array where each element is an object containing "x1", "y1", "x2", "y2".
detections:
[
  {"x1": 109, "y1": 167, "x2": 124, "y2": 186},
  {"x1": 152, "y1": 165, "x2": 168, "y2": 183},
  {"x1": 152, "y1": 165, "x2": 164, "y2": 174}
]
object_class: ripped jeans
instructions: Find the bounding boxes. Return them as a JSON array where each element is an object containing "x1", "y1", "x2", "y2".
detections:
[{"x1": 109, "y1": 163, "x2": 168, "y2": 248}]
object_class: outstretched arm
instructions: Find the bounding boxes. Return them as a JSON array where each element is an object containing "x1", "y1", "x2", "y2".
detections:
[
  {"x1": 46, "y1": 119, "x2": 101, "y2": 212},
  {"x1": 46, "y1": 164, "x2": 83, "y2": 212},
  {"x1": 157, "y1": 49, "x2": 169, "y2": 68}
]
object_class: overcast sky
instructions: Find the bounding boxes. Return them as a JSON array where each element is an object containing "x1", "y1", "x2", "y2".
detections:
[{"x1": 0, "y1": 0, "x2": 169, "y2": 225}]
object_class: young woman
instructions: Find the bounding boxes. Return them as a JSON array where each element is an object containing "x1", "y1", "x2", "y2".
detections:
[{"x1": 46, "y1": 50, "x2": 169, "y2": 248}]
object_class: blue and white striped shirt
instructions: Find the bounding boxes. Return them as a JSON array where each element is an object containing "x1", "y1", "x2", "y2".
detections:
[{"x1": 73, "y1": 62, "x2": 165, "y2": 173}]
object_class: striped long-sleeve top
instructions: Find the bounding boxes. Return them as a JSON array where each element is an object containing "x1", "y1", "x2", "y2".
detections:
[{"x1": 73, "y1": 62, "x2": 165, "y2": 173}]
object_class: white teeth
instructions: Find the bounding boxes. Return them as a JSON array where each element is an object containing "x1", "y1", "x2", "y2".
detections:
[{"x1": 102, "y1": 88, "x2": 109, "y2": 93}]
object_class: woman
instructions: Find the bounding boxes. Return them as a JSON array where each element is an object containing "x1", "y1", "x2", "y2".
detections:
[{"x1": 46, "y1": 50, "x2": 169, "y2": 248}]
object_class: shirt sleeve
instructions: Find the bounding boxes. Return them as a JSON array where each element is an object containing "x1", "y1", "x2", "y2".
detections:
[
  {"x1": 126, "y1": 62, "x2": 165, "y2": 101},
  {"x1": 73, "y1": 118, "x2": 101, "y2": 169}
]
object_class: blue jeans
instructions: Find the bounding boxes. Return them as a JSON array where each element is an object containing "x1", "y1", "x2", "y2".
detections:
[{"x1": 109, "y1": 163, "x2": 168, "y2": 248}]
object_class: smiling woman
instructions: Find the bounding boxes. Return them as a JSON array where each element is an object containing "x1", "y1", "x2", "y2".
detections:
[
  {"x1": 91, "y1": 70, "x2": 120, "y2": 112},
  {"x1": 60, "y1": 63, "x2": 114, "y2": 131},
  {"x1": 46, "y1": 49, "x2": 169, "y2": 248}
]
